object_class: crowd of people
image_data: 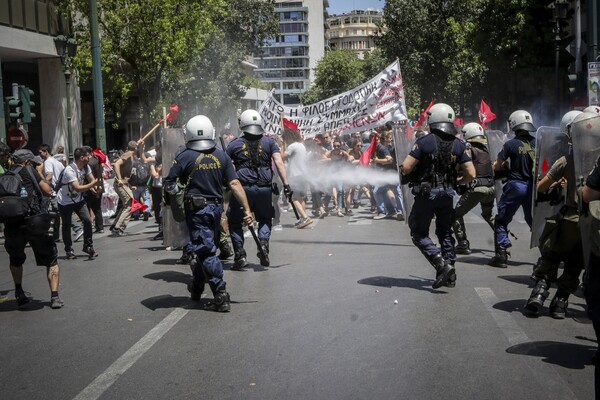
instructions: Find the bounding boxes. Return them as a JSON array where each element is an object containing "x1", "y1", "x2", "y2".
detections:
[{"x1": 2, "y1": 103, "x2": 600, "y2": 393}]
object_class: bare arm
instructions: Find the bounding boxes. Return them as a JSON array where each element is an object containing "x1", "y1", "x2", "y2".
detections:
[
  {"x1": 400, "y1": 154, "x2": 419, "y2": 175},
  {"x1": 272, "y1": 152, "x2": 289, "y2": 186},
  {"x1": 583, "y1": 185, "x2": 600, "y2": 203},
  {"x1": 536, "y1": 174, "x2": 557, "y2": 193},
  {"x1": 457, "y1": 161, "x2": 476, "y2": 185},
  {"x1": 493, "y1": 157, "x2": 508, "y2": 172}
]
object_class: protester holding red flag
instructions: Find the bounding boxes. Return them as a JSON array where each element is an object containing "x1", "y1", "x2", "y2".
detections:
[
  {"x1": 478, "y1": 99, "x2": 496, "y2": 128},
  {"x1": 414, "y1": 100, "x2": 434, "y2": 128}
]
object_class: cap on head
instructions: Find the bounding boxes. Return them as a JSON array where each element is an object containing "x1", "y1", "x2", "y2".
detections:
[
  {"x1": 427, "y1": 103, "x2": 456, "y2": 136},
  {"x1": 508, "y1": 110, "x2": 536, "y2": 132},
  {"x1": 239, "y1": 109, "x2": 265, "y2": 136},
  {"x1": 185, "y1": 115, "x2": 216, "y2": 151},
  {"x1": 13, "y1": 149, "x2": 36, "y2": 164}
]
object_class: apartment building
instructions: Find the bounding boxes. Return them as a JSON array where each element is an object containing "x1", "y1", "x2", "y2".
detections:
[
  {"x1": 327, "y1": 9, "x2": 384, "y2": 59},
  {"x1": 254, "y1": 0, "x2": 329, "y2": 106}
]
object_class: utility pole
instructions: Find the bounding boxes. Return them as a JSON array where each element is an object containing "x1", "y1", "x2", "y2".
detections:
[{"x1": 89, "y1": 0, "x2": 107, "y2": 152}]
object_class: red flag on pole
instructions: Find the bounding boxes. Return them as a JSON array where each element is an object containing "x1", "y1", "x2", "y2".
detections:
[
  {"x1": 478, "y1": 99, "x2": 496, "y2": 128},
  {"x1": 359, "y1": 135, "x2": 377, "y2": 166},
  {"x1": 414, "y1": 100, "x2": 434, "y2": 128},
  {"x1": 282, "y1": 117, "x2": 299, "y2": 133},
  {"x1": 131, "y1": 198, "x2": 148, "y2": 214}
]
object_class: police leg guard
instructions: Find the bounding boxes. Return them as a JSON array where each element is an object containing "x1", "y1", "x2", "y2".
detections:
[
  {"x1": 549, "y1": 290, "x2": 569, "y2": 319},
  {"x1": 257, "y1": 238, "x2": 270, "y2": 267},
  {"x1": 429, "y1": 254, "x2": 454, "y2": 289},
  {"x1": 488, "y1": 247, "x2": 508, "y2": 268},
  {"x1": 218, "y1": 235, "x2": 234, "y2": 260},
  {"x1": 187, "y1": 256, "x2": 205, "y2": 301},
  {"x1": 231, "y1": 249, "x2": 249, "y2": 271},
  {"x1": 445, "y1": 260, "x2": 457, "y2": 288},
  {"x1": 525, "y1": 279, "x2": 549, "y2": 312},
  {"x1": 455, "y1": 240, "x2": 471, "y2": 255}
]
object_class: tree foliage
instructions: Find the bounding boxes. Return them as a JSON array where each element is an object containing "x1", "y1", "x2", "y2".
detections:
[
  {"x1": 57, "y1": 0, "x2": 278, "y2": 129},
  {"x1": 377, "y1": 0, "x2": 559, "y2": 117}
]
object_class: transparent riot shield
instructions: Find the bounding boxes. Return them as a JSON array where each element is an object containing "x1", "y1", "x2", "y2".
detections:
[
  {"x1": 530, "y1": 126, "x2": 565, "y2": 248},
  {"x1": 393, "y1": 124, "x2": 416, "y2": 222},
  {"x1": 162, "y1": 128, "x2": 190, "y2": 248},
  {"x1": 572, "y1": 115, "x2": 600, "y2": 268},
  {"x1": 485, "y1": 130, "x2": 506, "y2": 205}
]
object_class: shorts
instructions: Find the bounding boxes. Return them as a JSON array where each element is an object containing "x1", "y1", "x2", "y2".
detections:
[{"x1": 3, "y1": 222, "x2": 58, "y2": 267}]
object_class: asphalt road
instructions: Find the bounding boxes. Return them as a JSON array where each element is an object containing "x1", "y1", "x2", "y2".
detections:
[{"x1": 0, "y1": 204, "x2": 596, "y2": 400}]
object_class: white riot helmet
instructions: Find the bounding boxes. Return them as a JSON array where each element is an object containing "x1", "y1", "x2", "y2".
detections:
[
  {"x1": 559, "y1": 110, "x2": 583, "y2": 137},
  {"x1": 508, "y1": 110, "x2": 536, "y2": 132},
  {"x1": 185, "y1": 115, "x2": 216, "y2": 151},
  {"x1": 427, "y1": 103, "x2": 456, "y2": 135},
  {"x1": 583, "y1": 106, "x2": 600, "y2": 115},
  {"x1": 461, "y1": 122, "x2": 485, "y2": 140},
  {"x1": 239, "y1": 109, "x2": 265, "y2": 136}
]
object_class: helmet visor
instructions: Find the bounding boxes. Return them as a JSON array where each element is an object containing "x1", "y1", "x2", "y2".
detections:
[
  {"x1": 241, "y1": 124, "x2": 265, "y2": 136},
  {"x1": 186, "y1": 139, "x2": 216, "y2": 151}
]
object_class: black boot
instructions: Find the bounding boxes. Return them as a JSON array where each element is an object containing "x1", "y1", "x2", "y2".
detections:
[
  {"x1": 525, "y1": 279, "x2": 549, "y2": 312},
  {"x1": 231, "y1": 249, "x2": 249, "y2": 271},
  {"x1": 488, "y1": 247, "x2": 508, "y2": 268},
  {"x1": 257, "y1": 238, "x2": 270, "y2": 267},
  {"x1": 549, "y1": 290, "x2": 569, "y2": 319},
  {"x1": 430, "y1": 254, "x2": 454, "y2": 289},
  {"x1": 455, "y1": 240, "x2": 471, "y2": 255},
  {"x1": 218, "y1": 239, "x2": 234, "y2": 260},
  {"x1": 207, "y1": 290, "x2": 231, "y2": 312},
  {"x1": 445, "y1": 261, "x2": 457, "y2": 288}
]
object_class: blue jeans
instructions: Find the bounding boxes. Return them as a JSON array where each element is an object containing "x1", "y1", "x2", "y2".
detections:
[
  {"x1": 185, "y1": 203, "x2": 225, "y2": 294},
  {"x1": 495, "y1": 180, "x2": 533, "y2": 248},
  {"x1": 228, "y1": 185, "x2": 273, "y2": 251},
  {"x1": 408, "y1": 188, "x2": 456, "y2": 264}
]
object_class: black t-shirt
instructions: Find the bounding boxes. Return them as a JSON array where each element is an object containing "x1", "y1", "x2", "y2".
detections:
[
  {"x1": 498, "y1": 134, "x2": 535, "y2": 181},
  {"x1": 586, "y1": 155, "x2": 600, "y2": 191}
]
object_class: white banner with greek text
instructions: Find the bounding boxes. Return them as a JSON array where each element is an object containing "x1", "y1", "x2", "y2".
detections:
[{"x1": 258, "y1": 60, "x2": 407, "y2": 138}]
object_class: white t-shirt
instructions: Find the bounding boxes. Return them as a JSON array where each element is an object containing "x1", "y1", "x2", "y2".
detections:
[
  {"x1": 285, "y1": 142, "x2": 308, "y2": 178},
  {"x1": 43, "y1": 156, "x2": 65, "y2": 186},
  {"x1": 57, "y1": 163, "x2": 91, "y2": 205}
]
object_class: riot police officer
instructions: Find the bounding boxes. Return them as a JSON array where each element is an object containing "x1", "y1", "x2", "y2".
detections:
[
  {"x1": 525, "y1": 110, "x2": 587, "y2": 318},
  {"x1": 226, "y1": 109, "x2": 291, "y2": 269},
  {"x1": 400, "y1": 103, "x2": 475, "y2": 288},
  {"x1": 164, "y1": 115, "x2": 253, "y2": 312},
  {"x1": 489, "y1": 110, "x2": 536, "y2": 268},
  {"x1": 454, "y1": 122, "x2": 496, "y2": 255}
]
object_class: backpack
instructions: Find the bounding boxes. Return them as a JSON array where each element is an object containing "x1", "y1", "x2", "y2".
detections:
[
  {"x1": 0, "y1": 166, "x2": 32, "y2": 223},
  {"x1": 130, "y1": 158, "x2": 150, "y2": 186}
]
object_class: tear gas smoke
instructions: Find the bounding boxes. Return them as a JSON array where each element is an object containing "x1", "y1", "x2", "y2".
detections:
[{"x1": 297, "y1": 162, "x2": 400, "y2": 191}]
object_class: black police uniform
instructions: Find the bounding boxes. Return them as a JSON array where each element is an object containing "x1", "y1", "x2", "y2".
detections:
[
  {"x1": 164, "y1": 146, "x2": 238, "y2": 309},
  {"x1": 407, "y1": 131, "x2": 471, "y2": 288}
]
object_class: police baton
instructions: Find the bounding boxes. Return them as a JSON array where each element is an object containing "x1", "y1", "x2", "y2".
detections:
[
  {"x1": 287, "y1": 193, "x2": 300, "y2": 220},
  {"x1": 242, "y1": 208, "x2": 268, "y2": 262},
  {"x1": 219, "y1": 135, "x2": 226, "y2": 150}
]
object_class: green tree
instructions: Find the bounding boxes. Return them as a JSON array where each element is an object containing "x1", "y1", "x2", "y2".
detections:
[
  {"x1": 300, "y1": 49, "x2": 365, "y2": 104},
  {"x1": 58, "y1": 0, "x2": 278, "y2": 130}
]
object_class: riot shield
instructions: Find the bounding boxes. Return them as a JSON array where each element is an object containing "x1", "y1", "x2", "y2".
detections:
[
  {"x1": 530, "y1": 126, "x2": 565, "y2": 248},
  {"x1": 485, "y1": 130, "x2": 506, "y2": 205},
  {"x1": 393, "y1": 124, "x2": 416, "y2": 222},
  {"x1": 162, "y1": 128, "x2": 190, "y2": 248},
  {"x1": 572, "y1": 115, "x2": 600, "y2": 268}
]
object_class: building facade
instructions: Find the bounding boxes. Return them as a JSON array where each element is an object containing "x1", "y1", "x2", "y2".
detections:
[
  {"x1": 254, "y1": 0, "x2": 329, "y2": 106},
  {"x1": 0, "y1": 0, "x2": 83, "y2": 154},
  {"x1": 327, "y1": 9, "x2": 383, "y2": 59}
]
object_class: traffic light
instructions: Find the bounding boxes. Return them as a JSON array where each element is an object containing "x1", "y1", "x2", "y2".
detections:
[
  {"x1": 18, "y1": 85, "x2": 35, "y2": 123},
  {"x1": 5, "y1": 96, "x2": 22, "y2": 121},
  {"x1": 568, "y1": 74, "x2": 578, "y2": 95}
]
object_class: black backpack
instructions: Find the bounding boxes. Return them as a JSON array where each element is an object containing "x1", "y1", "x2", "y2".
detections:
[
  {"x1": 0, "y1": 166, "x2": 31, "y2": 223},
  {"x1": 130, "y1": 158, "x2": 150, "y2": 186}
]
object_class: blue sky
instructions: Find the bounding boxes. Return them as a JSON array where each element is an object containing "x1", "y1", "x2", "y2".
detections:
[{"x1": 327, "y1": 0, "x2": 385, "y2": 16}]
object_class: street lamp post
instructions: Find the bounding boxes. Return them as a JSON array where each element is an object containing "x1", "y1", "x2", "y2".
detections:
[
  {"x1": 550, "y1": 0, "x2": 569, "y2": 112},
  {"x1": 54, "y1": 35, "x2": 78, "y2": 161}
]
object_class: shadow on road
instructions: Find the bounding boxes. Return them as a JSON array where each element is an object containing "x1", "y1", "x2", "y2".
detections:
[
  {"x1": 144, "y1": 270, "x2": 190, "y2": 284},
  {"x1": 497, "y1": 274, "x2": 534, "y2": 286},
  {"x1": 459, "y1": 256, "x2": 528, "y2": 268},
  {"x1": 274, "y1": 239, "x2": 412, "y2": 247},
  {"x1": 493, "y1": 298, "x2": 590, "y2": 320},
  {"x1": 141, "y1": 294, "x2": 188, "y2": 310},
  {"x1": 357, "y1": 275, "x2": 448, "y2": 294},
  {"x1": 506, "y1": 340, "x2": 595, "y2": 369},
  {"x1": 0, "y1": 296, "x2": 46, "y2": 312}
]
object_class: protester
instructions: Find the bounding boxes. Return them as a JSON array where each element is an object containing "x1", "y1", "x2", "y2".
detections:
[
  {"x1": 111, "y1": 141, "x2": 140, "y2": 236},
  {"x1": 281, "y1": 127, "x2": 313, "y2": 228}
]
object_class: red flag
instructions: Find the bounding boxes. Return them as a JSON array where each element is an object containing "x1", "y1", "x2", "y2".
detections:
[
  {"x1": 478, "y1": 99, "x2": 496, "y2": 128},
  {"x1": 131, "y1": 198, "x2": 148, "y2": 214},
  {"x1": 453, "y1": 118, "x2": 464, "y2": 128},
  {"x1": 414, "y1": 100, "x2": 434, "y2": 128},
  {"x1": 160, "y1": 104, "x2": 179, "y2": 123},
  {"x1": 541, "y1": 158, "x2": 549, "y2": 175},
  {"x1": 359, "y1": 135, "x2": 377, "y2": 166},
  {"x1": 282, "y1": 117, "x2": 299, "y2": 133}
]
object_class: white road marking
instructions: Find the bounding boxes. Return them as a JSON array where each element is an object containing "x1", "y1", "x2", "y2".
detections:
[{"x1": 72, "y1": 307, "x2": 189, "y2": 400}]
